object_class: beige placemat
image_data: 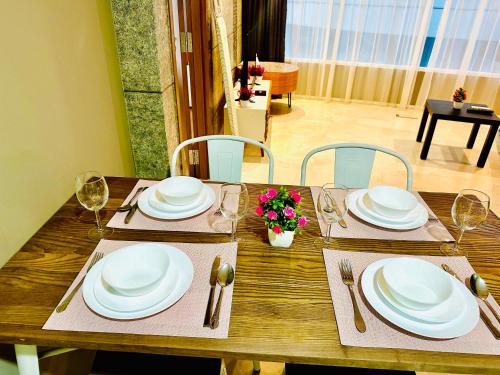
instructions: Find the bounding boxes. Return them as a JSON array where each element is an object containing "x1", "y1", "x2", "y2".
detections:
[
  {"x1": 107, "y1": 180, "x2": 232, "y2": 233},
  {"x1": 311, "y1": 187, "x2": 454, "y2": 242},
  {"x1": 323, "y1": 249, "x2": 500, "y2": 354},
  {"x1": 43, "y1": 240, "x2": 237, "y2": 339}
]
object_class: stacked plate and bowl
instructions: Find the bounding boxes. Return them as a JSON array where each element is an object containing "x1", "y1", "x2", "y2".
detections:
[
  {"x1": 82, "y1": 243, "x2": 194, "y2": 319},
  {"x1": 346, "y1": 185, "x2": 429, "y2": 229},
  {"x1": 361, "y1": 257, "x2": 479, "y2": 338},
  {"x1": 138, "y1": 176, "x2": 215, "y2": 220}
]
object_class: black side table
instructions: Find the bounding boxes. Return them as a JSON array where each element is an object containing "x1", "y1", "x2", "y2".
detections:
[{"x1": 417, "y1": 99, "x2": 500, "y2": 167}]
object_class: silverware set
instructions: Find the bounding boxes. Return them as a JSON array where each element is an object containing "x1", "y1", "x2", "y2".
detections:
[
  {"x1": 441, "y1": 264, "x2": 500, "y2": 339},
  {"x1": 339, "y1": 258, "x2": 366, "y2": 333},
  {"x1": 117, "y1": 186, "x2": 147, "y2": 223},
  {"x1": 56, "y1": 252, "x2": 104, "y2": 313},
  {"x1": 203, "y1": 256, "x2": 235, "y2": 329}
]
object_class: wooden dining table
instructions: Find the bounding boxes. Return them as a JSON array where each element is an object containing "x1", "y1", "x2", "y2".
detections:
[{"x1": 0, "y1": 177, "x2": 499, "y2": 374}]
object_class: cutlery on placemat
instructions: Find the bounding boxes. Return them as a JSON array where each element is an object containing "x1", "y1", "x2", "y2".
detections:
[
  {"x1": 213, "y1": 191, "x2": 227, "y2": 217},
  {"x1": 210, "y1": 263, "x2": 235, "y2": 329},
  {"x1": 124, "y1": 187, "x2": 146, "y2": 224},
  {"x1": 470, "y1": 273, "x2": 500, "y2": 324},
  {"x1": 56, "y1": 252, "x2": 104, "y2": 313},
  {"x1": 325, "y1": 191, "x2": 347, "y2": 228},
  {"x1": 339, "y1": 258, "x2": 366, "y2": 333},
  {"x1": 203, "y1": 255, "x2": 221, "y2": 327},
  {"x1": 117, "y1": 187, "x2": 147, "y2": 212},
  {"x1": 442, "y1": 264, "x2": 500, "y2": 339}
]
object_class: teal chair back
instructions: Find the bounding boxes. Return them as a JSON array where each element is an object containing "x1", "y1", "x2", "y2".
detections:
[
  {"x1": 171, "y1": 135, "x2": 274, "y2": 183},
  {"x1": 300, "y1": 143, "x2": 413, "y2": 190}
]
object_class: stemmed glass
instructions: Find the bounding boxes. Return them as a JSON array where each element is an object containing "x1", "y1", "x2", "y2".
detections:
[
  {"x1": 220, "y1": 183, "x2": 249, "y2": 242},
  {"x1": 75, "y1": 171, "x2": 113, "y2": 239},
  {"x1": 441, "y1": 189, "x2": 490, "y2": 256},
  {"x1": 315, "y1": 183, "x2": 348, "y2": 249}
]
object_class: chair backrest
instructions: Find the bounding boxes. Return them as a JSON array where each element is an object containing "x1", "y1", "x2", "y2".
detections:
[
  {"x1": 171, "y1": 135, "x2": 274, "y2": 183},
  {"x1": 300, "y1": 143, "x2": 413, "y2": 190}
]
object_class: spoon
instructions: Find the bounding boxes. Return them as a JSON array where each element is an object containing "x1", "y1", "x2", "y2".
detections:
[
  {"x1": 117, "y1": 187, "x2": 146, "y2": 212},
  {"x1": 210, "y1": 263, "x2": 235, "y2": 329},
  {"x1": 470, "y1": 273, "x2": 500, "y2": 323}
]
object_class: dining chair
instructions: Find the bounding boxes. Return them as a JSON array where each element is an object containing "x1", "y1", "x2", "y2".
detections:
[
  {"x1": 171, "y1": 135, "x2": 274, "y2": 184},
  {"x1": 300, "y1": 143, "x2": 413, "y2": 190}
]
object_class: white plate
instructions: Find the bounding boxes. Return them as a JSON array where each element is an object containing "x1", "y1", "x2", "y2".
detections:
[
  {"x1": 375, "y1": 268, "x2": 465, "y2": 324},
  {"x1": 347, "y1": 189, "x2": 428, "y2": 230},
  {"x1": 83, "y1": 244, "x2": 194, "y2": 320},
  {"x1": 138, "y1": 184, "x2": 215, "y2": 220},
  {"x1": 358, "y1": 192, "x2": 422, "y2": 224},
  {"x1": 361, "y1": 258, "x2": 479, "y2": 338},
  {"x1": 148, "y1": 185, "x2": 208, "y2": 213},
  {"x1": 94, "y1": 261, "x2": 179, "y2": 312}
]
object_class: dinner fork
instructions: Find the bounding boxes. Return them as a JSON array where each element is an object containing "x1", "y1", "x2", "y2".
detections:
[
  {"x1": 339, "y1": 258, "x2": 366, "y2": 333},
  {"x1": 56, "y1": 252, "x2": 104, "y2": 313},
  {"x1": 213, "y1": 191, "x2": 227, "y2": 216}
]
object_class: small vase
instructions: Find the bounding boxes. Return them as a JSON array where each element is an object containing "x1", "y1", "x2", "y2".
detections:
[
  {"x1": 255, "y1": 75, "x2": 263, "y2": 84},
  {"x1": 239, "y1": 99, "x2": 250, "y2": 108},
  {"x1": 268, "y1": 228, "x2": 295, "y2": 248},
  {"x1": 249, "y1": 76, "x2": 255, "y2": 84},
  {"x1": 453, "y1": 101, "x2": 464, "y2": 109}
]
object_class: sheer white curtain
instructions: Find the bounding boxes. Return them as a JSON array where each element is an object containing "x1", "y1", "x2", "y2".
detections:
[
  {"x1": 286, "y1": 0, "x2": 500, "y2": 108},
  {"x1": 417, "y1": 0, "x2": 500, "y2": 107}
]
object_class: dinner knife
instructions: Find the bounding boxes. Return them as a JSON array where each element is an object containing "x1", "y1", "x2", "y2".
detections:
[
  {"x1": 204, "y1": 255, "x2": 221, "y2": 327},
  {"x1": 325, "y1": 191, "x2": 348, "y2": 228},
  {"x1": 124, "y1": 187, "x2": 146, "y2": 224}
]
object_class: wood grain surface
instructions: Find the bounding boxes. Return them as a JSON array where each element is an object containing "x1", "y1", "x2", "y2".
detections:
[{"x1": 0, "y1": 177, "x2": 499, "y2": 374}]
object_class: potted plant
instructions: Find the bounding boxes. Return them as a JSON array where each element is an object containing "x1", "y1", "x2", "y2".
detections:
[
  {"x1": 452, "y1": 87, "x2": 467, "y2": 109},
  {"x1": 238, "y1": 86, "x2": 254, "y2": 107},
  {"x1": 250, "y1": 64, "x2": 265, "y2": 84},
  {"x1": 255, "y1": 187, "x2": 308, "y2": 247}
]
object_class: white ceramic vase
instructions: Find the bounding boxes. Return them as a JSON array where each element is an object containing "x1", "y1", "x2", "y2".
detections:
[
  {"x1": 255, "y1": 75, "x2": 263, "y2": 84},
  {"x1": 239, "y1": 99, "x2": 250, "y2": 108},
  {"x1": 453, "y1": 101, "x2": 464, "y2": 109},
  {"x1": 268, "y1": 228, "x2": 295, "y2": 248}
]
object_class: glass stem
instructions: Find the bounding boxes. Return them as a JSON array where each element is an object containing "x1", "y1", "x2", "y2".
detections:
[
  {"x1": 454, "y1": 227, "x2": 465, "y2": 250},
  {"x1": 95, "y1": 209, "x2": 103, "y2": 232},
  {"x1": 230, "y1": 220, "x2": 236, "y2": 241},
  {"x1": 326, "y1": 223, "x2": 332, "y2": 243}
]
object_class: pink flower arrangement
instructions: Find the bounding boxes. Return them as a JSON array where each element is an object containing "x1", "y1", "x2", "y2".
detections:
[
  {"x1": 250, "y1": 64, "x2": 265, "y2": 77},
  {"x1": 238, "y1": 86, "x2": 255, "y2": 101},
  {"x1": 453, "y1": 87, "x2": 466, "y2": 102},
  {"x1": 255, "y1": 186, "x2": 308, "y2": 234}
]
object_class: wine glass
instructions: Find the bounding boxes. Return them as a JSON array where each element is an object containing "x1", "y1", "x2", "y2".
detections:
[
  {"x1": 220, "y1": 183, "x2": 249, "y2": 241},
  {"x1": 441, "y1": 189, "x2": 489, "y2": 256},
  {"x1": 315, "y1": 183, "x2": 348, "y2": 249},
  {"x1": 75, "y1": 171, "x2": 113, "y2": 239}
]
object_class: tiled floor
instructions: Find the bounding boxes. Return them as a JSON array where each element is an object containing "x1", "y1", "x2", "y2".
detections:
[{"x1": 242, "y1": 98, "x2": 499, "y2": 214}]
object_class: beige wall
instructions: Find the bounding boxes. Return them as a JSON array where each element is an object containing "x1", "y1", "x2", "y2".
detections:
[{"x1": 0, "y1": 0, "x2": 134, "y2": 267}]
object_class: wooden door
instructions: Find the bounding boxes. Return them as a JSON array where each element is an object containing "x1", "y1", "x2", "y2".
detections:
[{"x1": 169, "y1": 0, "x2": 212, "y2": 178}]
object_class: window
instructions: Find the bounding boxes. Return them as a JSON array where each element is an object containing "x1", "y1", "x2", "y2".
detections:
[{"x1": 285, "y1": 0, "x2": 500, "y2": 73}]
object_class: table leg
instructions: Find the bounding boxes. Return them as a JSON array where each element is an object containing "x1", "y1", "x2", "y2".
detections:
[
  {"x1": 288, "y1": 93, "x2": 292, "y2": 108},
  {"x1": 14, "y1": 344, "x2": 39, "y2": 375},
  {"x1": 416, "y1": 105, "x2": 429, "y2": 142},
  {"x1": 253, "y1": 360, "x2": 261, "y2": 372},
  {"x1": 467, "y1": 123, "x2": 481, "y2": 149},
  {"x1": 477, "y1": 124, "x2": 499, "y2": 168},
  {"x1": 420, "y1": 115, "x2": 437, "y2": 160}
]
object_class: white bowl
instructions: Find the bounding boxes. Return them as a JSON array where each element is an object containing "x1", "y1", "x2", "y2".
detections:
[
  {"x1": 156, "y1": 176, "x2": 203, "y2": 206},
  {"x1": 382, "y1": 258, "x2": 454, "y2": 310},
  {"x1": 367, "y1": 185, "x2": 418, "y2": 219},
  {"x1": 96, "y1": 264, "x2": 179, "y2": 312},
  {"x1": 101, "y1": 244, "x2": 170, "y2": 297}
]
